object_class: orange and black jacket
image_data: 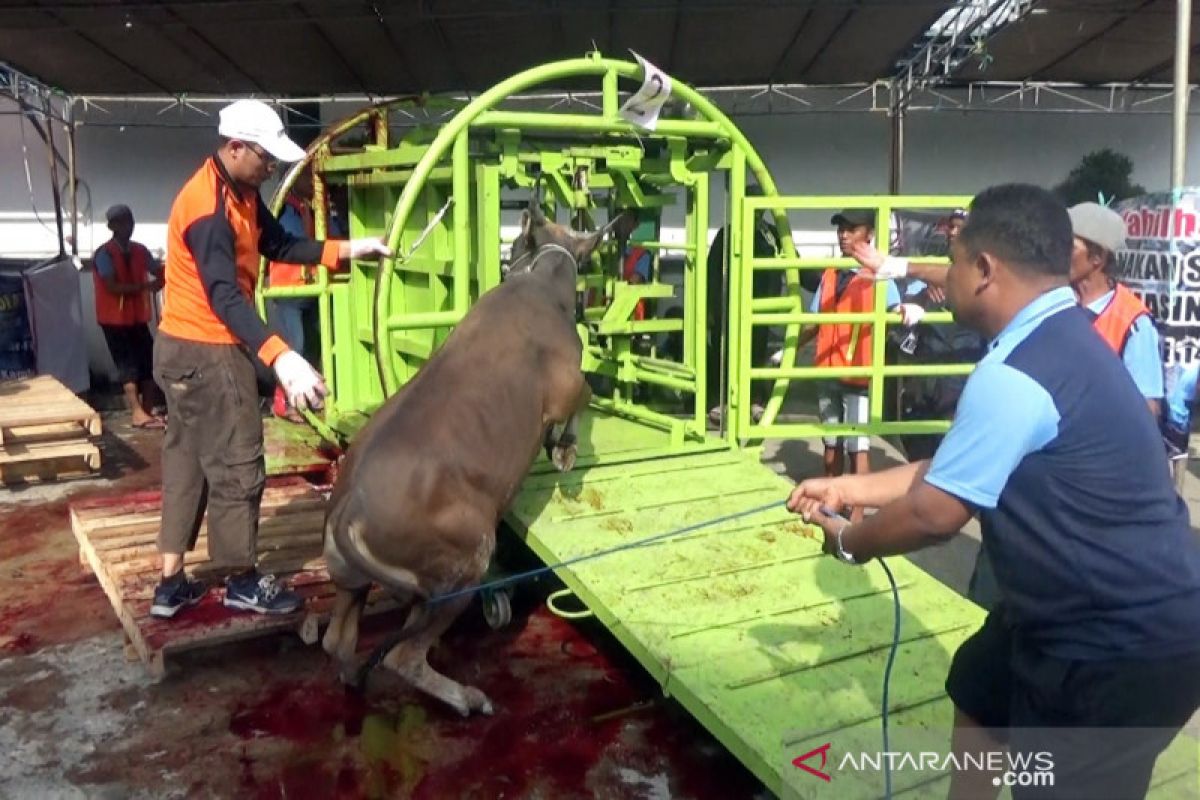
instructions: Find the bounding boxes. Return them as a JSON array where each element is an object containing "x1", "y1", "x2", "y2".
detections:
[{"x1": 159, "y1": 155, "x2": 340, "y2": 367}]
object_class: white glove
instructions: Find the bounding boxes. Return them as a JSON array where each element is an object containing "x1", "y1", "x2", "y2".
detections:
[
  {"x1": 348, "y1": 238, "x2": 393, "y2": 260},
  {"x1": 898, "y1": 303, "x2": 926, "y2": 327},
  {"x1": 874, "y1": 256, "x2": 909, "y2": 280},
  {"x1": 273, "y1": 350, "x2": 327, "y2": 411}
]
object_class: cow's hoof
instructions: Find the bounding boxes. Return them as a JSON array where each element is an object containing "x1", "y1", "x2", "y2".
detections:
[
  {"x1": 464, "y1": 686, "x2": 495, "y2": 716},
  {"x1": 552, "y1": 444, "x2": 577, "y2": 472}
]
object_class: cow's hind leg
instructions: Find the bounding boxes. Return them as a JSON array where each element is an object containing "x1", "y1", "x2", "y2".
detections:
[
  {"x1": 322, "y1": 519, "x2": 375, "y2": 684},
  {"x1": 381, "y1": 595, "x2": 494, "y2": 717},
  {"x1": 323, "y1": 586, "x2": 370, "y2": 684}
]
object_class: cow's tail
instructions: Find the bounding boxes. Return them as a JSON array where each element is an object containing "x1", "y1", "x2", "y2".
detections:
[{"x1": 325, "y1": 498, "x2": 434, "y2": 687}]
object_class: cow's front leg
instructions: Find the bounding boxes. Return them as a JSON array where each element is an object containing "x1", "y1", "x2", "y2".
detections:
[{"x1": 551, "y1": 381, "x2": 592, "y2": 473}]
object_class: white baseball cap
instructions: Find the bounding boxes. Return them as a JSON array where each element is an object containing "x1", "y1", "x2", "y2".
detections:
[{"x1": 217, "y1": 100, "x2": 306, "y2": 163}]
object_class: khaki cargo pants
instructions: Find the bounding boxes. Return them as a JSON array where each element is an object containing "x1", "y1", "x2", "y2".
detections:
[{"x1": 153, "y1": 332, "x2": 265, "y2": 570}]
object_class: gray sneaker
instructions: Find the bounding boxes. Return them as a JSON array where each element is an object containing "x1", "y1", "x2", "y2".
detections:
[
  {"x1": 223, "y1": 572, "x2": 303, "y2": 615},
  {"x1": 150, "y1": 574, "x2": 208, "y2": 619}
]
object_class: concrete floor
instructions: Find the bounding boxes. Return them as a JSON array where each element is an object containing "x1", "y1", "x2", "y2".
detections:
[{"x1": 2, "y1": 405, "x2": 1198, "y2": 798}]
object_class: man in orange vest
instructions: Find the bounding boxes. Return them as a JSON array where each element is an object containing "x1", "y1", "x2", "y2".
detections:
[
  {"x1": 150, "y1": 100, "x2": 391, "y2": 620},
  {"x1": 93, "y1": 204, "x2": 165, "y2": 429},
  {"x1": 803, "y1": 211, "x2": 903, "y2": 506},
  {"x1": 267, "y1": 168, "x2": 317, "y2": 423},
  {"x1": 1068, "y1": 202, "x2": 1163, "y2": 417},
  {"x1": 613, "y1": 208, "x2": 653, "y2": 322}
]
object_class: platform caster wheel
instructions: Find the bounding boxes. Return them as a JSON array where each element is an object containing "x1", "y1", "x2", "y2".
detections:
[{"x1": 481, "y1": 587, "x2": 513, "y2": 630}]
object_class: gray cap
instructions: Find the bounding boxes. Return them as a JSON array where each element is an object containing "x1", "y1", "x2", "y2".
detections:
[
  {"x1": 1068, "y1": 202, "x2": 1125, "y2": 253},
  {"x1": 831, "y1": 209, "x2": 875, "y2": 228},
  {"x1": 105, "y1": 204, "x2": 133, "y2": 223}
]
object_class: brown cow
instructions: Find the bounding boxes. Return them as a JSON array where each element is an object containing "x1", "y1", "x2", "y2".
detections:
[{"x1": 320, "y1": 203, "x2": 606, "y2": 716}]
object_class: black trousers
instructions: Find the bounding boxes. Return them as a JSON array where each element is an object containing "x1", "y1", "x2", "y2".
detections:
[{"x1": 947, "y1": 609, "x2": 1200, "y2": 799}]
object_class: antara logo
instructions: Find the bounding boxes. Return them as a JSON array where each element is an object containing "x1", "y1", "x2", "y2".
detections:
[{"x1": 792, "y1": 742, "x2": 833, "y2": 782}]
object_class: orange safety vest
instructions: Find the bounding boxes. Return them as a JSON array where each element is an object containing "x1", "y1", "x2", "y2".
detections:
[
  {"x1": 622, "y1": 245, "x2": 650, "y2": 321},
  {"x1": 268, "y1": 194, "x2": 315, "y2": 288},
  {"x1": 814, "y1": 268, "x2": 874, "y2": 387},
  {"x1": 1092, "y1": 283, "x2": 1151, "y2": 356},
  {"x1": 92, "y1": 239, "x2": 153, "y2": 326}
]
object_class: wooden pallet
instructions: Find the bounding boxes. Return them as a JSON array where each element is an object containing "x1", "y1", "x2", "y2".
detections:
[
  {"x1": 0, "y1": 375, "x2": 102, "y2": 444},
  {"x1": 0, "y1": 375, "x2": 102, "y2": 485},
  {"x1": 69, "y1": 477, "x2": 392, "y2": 678}
]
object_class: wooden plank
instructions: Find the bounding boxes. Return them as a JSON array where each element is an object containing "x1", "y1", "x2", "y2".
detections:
[
  {"x1": 70, "y1": 503, "x2": 158, "y2": 676},
  {"x1": 82, "y1": 503, "x2": 327, "y2": 546},
  {"x1": 0, "y1": 407, "x2": 101, "y2": 440},
  {"x1": 0, "y1": 439, "x2": 100, "y2": 465},
  {"x1": 92, "y1": 516, "x2": 326, "y2": 555},
  {"x1": 0, "y1": 376, "x2": 100, "y2": 450},
  {"x1": 72, "y1": 487, "x2": 323, "y2": 536},
  {"x1": 1, "y1": 451, "x2": 100, "y2": 486},
  {"x1": 2, "y1": 421, "x2": 89, "y2": 445}
]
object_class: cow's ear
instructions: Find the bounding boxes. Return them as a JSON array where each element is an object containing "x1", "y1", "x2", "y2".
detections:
[
  {"x1": 570, "y1": 228, "x2": 606, "y2": 263},
  {"x1": 527, "y1": 180, "x2": 547, "y2": 226},
  {"x1": 520, "y1": 209, "x2": 533, "y2": 237},
  {"x1": 528, "y1": 202, "x2": 547, "y2": 227}
]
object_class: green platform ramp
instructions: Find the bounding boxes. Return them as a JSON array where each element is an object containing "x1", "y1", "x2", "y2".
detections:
[{"x1": 506, "y1": 419, "x2": 1199, "y2": 799}]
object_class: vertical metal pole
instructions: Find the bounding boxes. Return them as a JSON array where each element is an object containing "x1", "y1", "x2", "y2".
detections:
[
  {"x1": 66, "y1": 101, "x2": 78, "y2": 256},
  {"x1": 727, "y1": 149, "x2": 746, "y2": 442},
  {"x1": 690, "y1": 172, "x2": 709, "y2": 436},
  {"x1": 43, "y1": 98, "x2": 66, "y2": 257},
  {"x1": 602, "y1": 68, "x2": 619, "y2": 119},
  {"x1": 1171, "y1": 0, "x2": 1192, "y2": 190},
  {"x1": 452, "y1": 130, "x2": 470, "y2": 314},
  {"x1": 889, "y1": 103, "x2": 905, "y2": 194},
  {"x1": 372, "y1": 110, "x2": 389, "y2": 149}
]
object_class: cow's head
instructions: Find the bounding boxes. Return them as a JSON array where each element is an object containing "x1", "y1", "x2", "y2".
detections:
[{"x1": 507, "y1": 203, "x2": 609, "y2": 281}]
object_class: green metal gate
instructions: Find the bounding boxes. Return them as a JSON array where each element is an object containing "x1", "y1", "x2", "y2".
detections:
[{"x1": 730, "y1": 194, "x2": 975, "y2": 443}]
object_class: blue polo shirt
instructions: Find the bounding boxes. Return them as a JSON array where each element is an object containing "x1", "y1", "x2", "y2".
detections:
[
  {"x1": 808, "y1": 271, "x2": 901, "y2": 312},
  {"x1": 926, "y1": 286, "x2": 1200, "y2": 660},
  {"x1": 1165, "y1": 363, "x2": 1199, "y2": 433},
  {"x1": 1086, "y1": 289, "x2": 1164, "y2": 400}
]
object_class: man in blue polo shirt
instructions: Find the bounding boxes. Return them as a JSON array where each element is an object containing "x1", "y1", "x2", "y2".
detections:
[{"x1": 788, "y1": 184, "x2": 1200, "y2": 799}]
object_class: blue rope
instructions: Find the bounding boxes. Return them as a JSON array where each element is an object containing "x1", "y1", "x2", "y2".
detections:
[
  {"x1": 822, "y1": 506, "x2": 901, "y2": 800},
  {"x1": 426, "y1": 498, "x2": 788, "y2": 606},
  {"x1": 879, "y1": 557, "x2": 900, "y2": 800},
  {"x1": 357, "y1": 498, "x2": 789, "y2": 679}
]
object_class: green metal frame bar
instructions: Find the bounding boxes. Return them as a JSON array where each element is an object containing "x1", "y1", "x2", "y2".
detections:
[
  {"x1": 734, "y1": 194, "x2": 974, "y2": 442},
  {"x1": 372, "y1": 53, "x2": 802, "y2": 405}
]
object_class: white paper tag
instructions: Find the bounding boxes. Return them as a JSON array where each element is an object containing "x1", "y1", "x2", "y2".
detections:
[{"x1": 618, "y1": 52, "x2": 672, "y2": 131}]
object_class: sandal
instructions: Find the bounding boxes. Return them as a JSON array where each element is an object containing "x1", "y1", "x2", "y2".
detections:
[{"x1": 132, "y1": 417, "x2": 167, "y2": 430}]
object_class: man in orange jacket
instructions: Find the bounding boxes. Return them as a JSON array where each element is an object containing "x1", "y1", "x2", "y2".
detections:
[
  {"x1": 1068, "y1": 202, "x2": 1163, "y2": 417},
  {"x1": 150, "y1": 100, "x2": 391, "y2": 619},
  {"x1": 93, "y1": 204, "x2": 164, "y2": 429}
]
